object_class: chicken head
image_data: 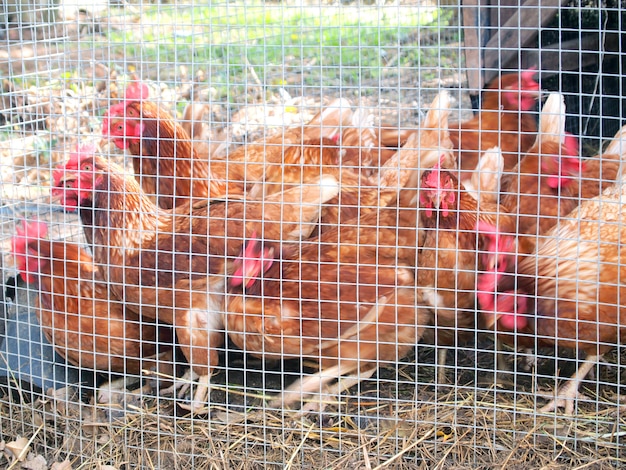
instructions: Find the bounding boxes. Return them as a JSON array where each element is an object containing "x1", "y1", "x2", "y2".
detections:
[
  {"x1": 12, "y1": 219, "x2": 49, "y2": 283},
  {"x1": 418, "y1": 160, "x2": 456, "y2": 218},
  {"x1": 490, "y1": 68, "x2": 540, "y2": 112},
  {"x1": 51, "y1": 146, "x2": 100, "y2": 209},
  {"x1": 540, "y1": 133, "x2": 584, "y2": 189},
  {"x1": 475, "y1": 221, "x2": 529, "y2": 331},
  {"x1": 230, "y1": 234, "x2": 275, "y2": 290},
  {"x1": 102, "y1": 81, "x2": 150, "y2": 150}
]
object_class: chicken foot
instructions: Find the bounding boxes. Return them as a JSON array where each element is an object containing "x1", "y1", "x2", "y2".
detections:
[
  {"x1": 97, "y1": 349, "x2": 176, "y2": 404},
  {"x1": 299, "y1": 367, "x2": 378, "y2": 413},
  {"x1": 538, "y1": 355, "x2": 600, "y2": 415},
  {"x1": 269, "y1": 363, "x2": 378, "y2": 413},
  {"x1": 159, "y1": 368, "x2": 200, "y2": 399},
  {"x1": 154, "y1": 368, "x2": 210, "y2": 414},
  {"x1": 97, "y1": 379, "x2": 144, "y2": 405},
  {"x1": 178, "y1": 374, "x2": 212, "y2": 414}
]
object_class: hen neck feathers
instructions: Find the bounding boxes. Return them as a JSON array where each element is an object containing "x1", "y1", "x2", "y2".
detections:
[{"x1": 91, "y1": 168, "x2": 164, "y2": 248}]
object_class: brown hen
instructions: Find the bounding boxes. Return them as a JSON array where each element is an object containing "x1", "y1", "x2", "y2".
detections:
[
  {"x1": 417, "y1": 151, "x2": 515, "y2": 383},
  {"x1": 450, "y1": 69, "x2": 540, "y2": 181},
  {"x1": 104, "y1": 97, "x2": 352, "y2": 209},
  {"x1": 224, "y1": 92, "x2": 454, "y2": 410},
  {"x1": 11, "y1": 219, "x2": 173, "y2": 376},
  {"x1": 479, "y1": 181, "x2": 626, "y2": 414},
  {"x1": 52, "y1": 152, "x2": 339, "y2": 412}
]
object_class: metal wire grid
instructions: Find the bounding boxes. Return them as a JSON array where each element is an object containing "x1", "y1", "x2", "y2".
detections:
[{"x1": 0, "y1": 0, "x2": 624, "y2": 468}]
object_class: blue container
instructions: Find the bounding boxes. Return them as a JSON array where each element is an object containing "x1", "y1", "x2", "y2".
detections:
[{"x1": 0, "y1": 279, "x2": 92, "y2": 398}]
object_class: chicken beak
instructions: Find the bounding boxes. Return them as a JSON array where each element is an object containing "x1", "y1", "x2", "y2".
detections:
[
  {"x1": 433, "y1": 188, "x2": 444, "y2": 211},
  {"x1": 49, "y1": 191, "x2": 63, "y2": 205},
  {"x1": 50, "y1": 173, "x2": 77, "y2": 203},
  {"x1": 57, "y1": 173, "x2": 77, "y2": 187}
]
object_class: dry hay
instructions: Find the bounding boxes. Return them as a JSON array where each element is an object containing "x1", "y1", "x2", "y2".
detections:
[{"x1": 1, "y1": 353, "x2": 625, "y2": 470}]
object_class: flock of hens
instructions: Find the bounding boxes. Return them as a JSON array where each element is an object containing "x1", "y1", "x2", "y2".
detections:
[{"x1": 9, "y1": 69, "x2": 626, "y2": 417}]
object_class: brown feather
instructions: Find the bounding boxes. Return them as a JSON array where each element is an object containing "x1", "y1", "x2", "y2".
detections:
[
  {"x1": 123, "y1": 100, "x2": 241, "y2": 209},
  {"x1": 418, "y1": 170, "x2": 516, "y2": 348},
  {"x1": 61, "y1": 154, "x2": 338, "y2": 378},
  {"x1": 450, "y1": 71, "x2": 540, "y2": 178},
  {"x1": 25, "y1": 238, "x2": 172, "y2": 374},
  {"x1": 496, "y1": 182, "x2": 626, "y2": 355}
]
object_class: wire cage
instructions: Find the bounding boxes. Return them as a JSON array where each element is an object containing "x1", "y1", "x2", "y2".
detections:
[{"x1": 0, "y1": 0, "x2": 624, "y2": 468}]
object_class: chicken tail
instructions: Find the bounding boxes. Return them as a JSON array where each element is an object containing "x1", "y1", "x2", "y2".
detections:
[
  {"x1": 464, "y1": 146, "x2": 504, "y2": 203},
  {"x1": 337, "y1": 107, "x2": 379, "y2": 171},
  {"x1": 262, "y1": 175, "x2": 340, "y2": 240},
  {"x1": 535, "y1": 93, "x2": 566, "y2": 146},
  {"x1": 389, "y1": 91, "x2": 454, "y2": 209},
  {"x1": 604, "y1": 123, "x2": 626, "y2": 157},
  {"x1": 305, "y1": 98, "x2": 354, "y2": 141},
  {"x1": 181, "y1": 101, "x2": 210, "y2": 143}
]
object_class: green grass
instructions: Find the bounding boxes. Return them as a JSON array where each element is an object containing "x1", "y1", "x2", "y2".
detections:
[{"x1": 103, "y1": 1, "x2": 447, "y2": 100}]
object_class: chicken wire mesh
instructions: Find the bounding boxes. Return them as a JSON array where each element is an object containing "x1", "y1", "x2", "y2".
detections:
[{"x1": 0, "y1": 0, "x2": 624, "y2": 468}]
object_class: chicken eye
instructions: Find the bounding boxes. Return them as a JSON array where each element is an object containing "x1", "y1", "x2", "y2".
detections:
[
  {"x1": 127, "y1": 108, "x2": 136, "y2": 117},
  {"x1": 82, "y1": 164, "x2": 92, "y2": 172},
  {"x1": 116, "y1": 124, "x2": 124, "y2": 132}
]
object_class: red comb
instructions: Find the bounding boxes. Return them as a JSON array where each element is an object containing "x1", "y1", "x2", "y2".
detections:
[
  {"x1": 422, "y1": 155, "x2": 446, "y2": 188},
  {"x1": 64, "y1": 143, "x2": 93, "y2": 170},
  {"x1": 519, "y1": 68, "x2": 540, "y2": 91},
  {"x1": 55, "y1": 143, "x2": 94, "y2": 180},
  {"x1": 125, "y1": 81, "x2": 150, "y2": 100},
  {"x1": 20, "y1": 219, "x2": 48, "y2": 240},
  {"x1": 476, "y1": 220, "x2": 511, "y2": 252},
  {"x1": 563, "y1": 132, "x2": 579, "y2": 157},
  {"x1": 231, "y1": 231, "x2": 275, "y2": 289},
  {"x1": 423, "y1": 168, "x2": 440, "y2": 189},
  {"x1": 51, "y1": 167, "x2": 66, "y2": 187},
  {"x1": 242, "y1": 231, "x2": 260, "y2": 259},
  {"x1": 12, "y1": 219, "x2": 48, "y2": 283},
  {"x1": 543, "y1": 133, "x2": 583, "y2": 188},
  {"x1": 102, "y1": 102, "x2": 127, "y2": 130}
]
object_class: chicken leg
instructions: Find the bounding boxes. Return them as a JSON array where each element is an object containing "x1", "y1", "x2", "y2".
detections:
[
  {"x1": 269, "y1": 364, "x2": 379, "y2": 413},
  {"x1": 539, "y1": 355, "x2": 600, "y2": 415},
  {"x1": 436, "y1": 348, "x2": 449, "y2": 384}
]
